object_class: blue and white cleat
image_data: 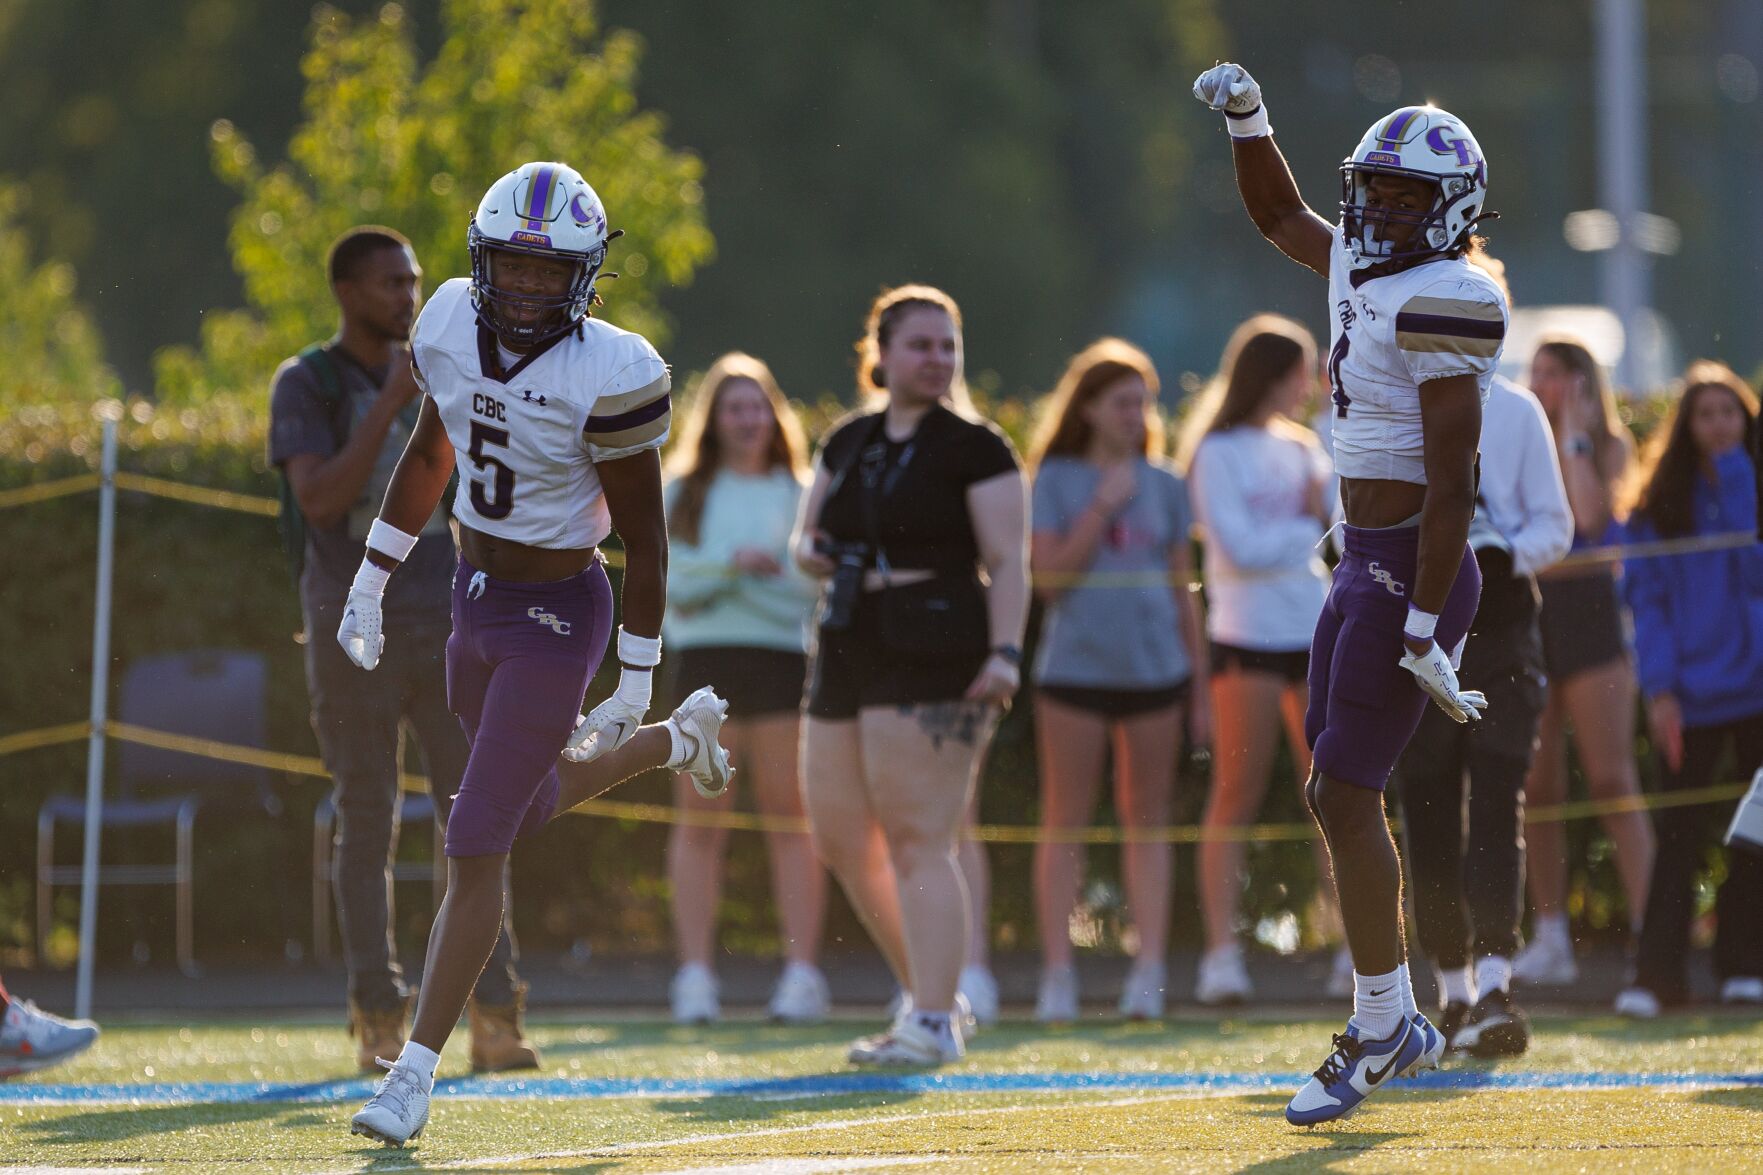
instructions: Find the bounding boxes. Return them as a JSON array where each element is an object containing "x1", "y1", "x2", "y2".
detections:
[
  {"x1": 1402, "y1": 1011, "x2": 1447, "y2": 1076},
  {"x1": 1284, "y1": 1017, "x2": 1428, "y2": 1126}
]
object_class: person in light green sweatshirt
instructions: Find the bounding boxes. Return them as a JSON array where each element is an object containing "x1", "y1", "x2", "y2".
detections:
[{"x1": 661, "y1": 353, "x2": 829, "y2": 1024}]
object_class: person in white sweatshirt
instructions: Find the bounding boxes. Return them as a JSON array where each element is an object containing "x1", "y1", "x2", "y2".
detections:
[
  {"x1": 662, "y1": 353, "x2": 827, "y2": 1024},
  {"x1": 1182, "y1": 314, "x2": 1349, "y2": 1005}
]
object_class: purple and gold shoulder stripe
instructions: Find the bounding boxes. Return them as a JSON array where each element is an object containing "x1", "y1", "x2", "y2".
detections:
[
  {"x1": 1395, "y1": 296, "x2": 1504, "y2": 358},
  {"x1": 584, "y1": 371, "x2": 672, "y2": 451}
]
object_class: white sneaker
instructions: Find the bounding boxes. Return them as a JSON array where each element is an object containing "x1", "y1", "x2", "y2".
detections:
[
  {"x1": 1196, "y1": 944, "x2": 1253, "y2": 1006},
  {"x1": 954, "y1": 990, "x2": 978, "y2": 1038},
  {"x1": 847, "y1": 1015, "x2": 962, "y2": 1067},
  {"x1": 768, "y1": 961, "x2": 831, "y2": 1023},
  {"x1": 668, "y1": 687, "x2": 734, "y2": 798},
  {"x1": 1327, "y1": 946, "x2": 1355, "y2": 1000},
  {"x1": 1614, "y1": 986, "x2": 1660, "y2": 1019},
  {"x1": 350, "y1": 1058, "x2": 431, "y2": 1148},
  {"x1": 1720, "y1": 976, "x2": 1763, "y2": 1005},
  {"x1": 1118, "y1": 959, "x2": 1167, "y2": 1020},
  {"x1": 1035, "y1": 964, "x2": 1080, "y2": 1023},
  {"x1": 0, "y1": 998, "x2": 100, "y2": 1077},
  {"x1": 958, "y1": 965, "x2": 1000, "y2": 1026},
  {"x1": 670, "y1": 962, "x2": 720, "y2": 1024},
  {"x1": 1513, "y1": 934, "x2": 1579, "y2": 987}
]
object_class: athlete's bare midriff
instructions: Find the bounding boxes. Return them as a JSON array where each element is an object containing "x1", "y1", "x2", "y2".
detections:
[
  {"x1": 1340, "y1": 476, "x2": 1429, "y2": 529},
  {"x1": 459, "y1": 521, "x2": 598, "y2": 582}
]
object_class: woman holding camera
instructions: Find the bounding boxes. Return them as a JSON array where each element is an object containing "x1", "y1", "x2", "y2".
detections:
[{"x1": 794, "y1": 284, "x2": 1029, "y2": 1066}]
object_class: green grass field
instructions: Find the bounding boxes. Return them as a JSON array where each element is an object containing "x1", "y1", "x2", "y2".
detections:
[{"x1": 3, "y1": 1012, "x2": 1760, "y2": 1172}]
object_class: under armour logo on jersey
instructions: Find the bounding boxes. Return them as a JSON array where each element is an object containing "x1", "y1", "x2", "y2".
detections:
[
  {"x1": 521, "y1": 389, "x2": 547, "y2": 407},
  {"x1": 527, "y1": 606, "x2": 571, "y2": 635},
  {"x1": 1368, "y1": 562, "x2": 1406, "y2": 597}
]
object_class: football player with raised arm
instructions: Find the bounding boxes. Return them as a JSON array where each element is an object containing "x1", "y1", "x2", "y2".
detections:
[
  {"x1": 1194, "y1": 64, "x2": 1508, "y2": 1125},
  {"x1": 341, "y1": 162, "x2": 732, "y2": 1148}
]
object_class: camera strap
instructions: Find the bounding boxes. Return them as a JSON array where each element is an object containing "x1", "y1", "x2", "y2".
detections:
[{"x1": 856, "y1": 414, "x2": 918, "y2": 575}]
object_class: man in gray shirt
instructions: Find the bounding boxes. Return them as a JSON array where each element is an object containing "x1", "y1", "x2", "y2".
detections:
[{"x1": 270, "y1": 226, "x2": 537, "y2": 1073}]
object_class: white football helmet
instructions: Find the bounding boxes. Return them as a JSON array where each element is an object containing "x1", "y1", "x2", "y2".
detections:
[
  {"x1": 468, "y1": 161, "x2": 611, "y2": 345},
  {"x1": 1339, "y1": 105, "x2": 1489, "y2": 270}
]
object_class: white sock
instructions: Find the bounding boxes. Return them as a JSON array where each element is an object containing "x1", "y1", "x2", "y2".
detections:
[
  {"x1": 396, "y1": 1040, "x2": 440, "y2": 1090},
  {"x1": 1396, "y1": 962, "x2": 1418, "y2": 1017},
  {"x1": 1351, "y1": 968, "x2": 1405, "y2": 1039},
  {"x1": 1533, "y1": 912, "x2": 1570, "y2": 947},
  {"x1": 1439, "y1": 964, "x2": 1475, "y2": 1008},
  {"x1": 1476, "y1": 955, "x2": 1512, "y2": 995}
]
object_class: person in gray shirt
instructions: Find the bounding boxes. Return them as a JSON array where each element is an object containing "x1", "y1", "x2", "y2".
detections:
[{"x1": 269, "y1": 226, "x2": 535, "y2": 1074}]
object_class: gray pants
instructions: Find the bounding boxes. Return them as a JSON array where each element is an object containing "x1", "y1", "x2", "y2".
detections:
[{"x1": 305, "y1": 604, "x2": 520, "y2": 1010}]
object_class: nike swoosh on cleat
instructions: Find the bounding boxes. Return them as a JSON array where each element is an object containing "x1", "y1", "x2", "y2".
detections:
[{"x1": 1364, "y1": 1023, "x2": 1412, "y2": 1085}]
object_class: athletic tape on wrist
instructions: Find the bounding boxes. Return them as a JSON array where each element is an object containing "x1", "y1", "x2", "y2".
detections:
[
  {"x1": 1404, "y1": 605, "x2": 1439, "y2": 642},
  {"x1": 1225, "y1": 105, "x2": 1270, "y2": 139},
  {"x1": 366, "y1": 518, "x2": 418, "y2": 563},
  {"x1": 616, "y1": 626, "x2": 662, "y2": 668},
  {"x1": 351, "y1": 559, "x2": 391, "y2": 598}
]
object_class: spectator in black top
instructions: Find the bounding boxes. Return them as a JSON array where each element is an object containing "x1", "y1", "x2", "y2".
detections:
[
  {"x1": 794, "y1": 284, "x2": 1029, "y2": 1067},
  {"x1": 269, "y1": 226, "x2": 534, "y2": 1074}
]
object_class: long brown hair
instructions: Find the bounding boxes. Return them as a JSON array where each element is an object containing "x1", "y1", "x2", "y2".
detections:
[
  {"x1": 854, "y1": 283, "x2": 973, "y2": 413},
  {"x1": 1629, "y1": 360, "x2": 1760, "y2": 539},
  {"x1": 1177, "y1": 314, "x2": 1317, "y2": 470},
  {"x1": 1532, "y1": 336, "x2": 1633, "y2": 486},
  {"x1": 665, "y1": 352, "x2": 807, "y2": 545},
  {"x1": 1028, "y1": 337, "x2": 1164, "y2": 468}
]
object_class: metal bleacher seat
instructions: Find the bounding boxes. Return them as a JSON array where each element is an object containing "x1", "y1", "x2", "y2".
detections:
[
  {"x1": 37, "y1": 649, "x2": 283, "y2": 976},
  {"x1": 310, "y1": 786, "x2": 445, "y2": 965}
]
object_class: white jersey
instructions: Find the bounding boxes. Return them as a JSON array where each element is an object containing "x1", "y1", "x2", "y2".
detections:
[
  {"x1": 1323, "y1": 224, "x2": 1507, "y2": 484},
  {"x1": 411, "y1": 278, "x2": 671, "y2": 548}
]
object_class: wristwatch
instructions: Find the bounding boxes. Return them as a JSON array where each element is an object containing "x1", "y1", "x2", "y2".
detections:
[{"x1": 991, "y1": 644, "x2": 1023, "y2": 666}]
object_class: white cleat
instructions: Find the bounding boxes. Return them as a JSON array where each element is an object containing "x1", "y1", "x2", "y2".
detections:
[
  {"x1": 768, "y1": 961, "x2": 831, "y2": 1024},
  {"x1": 1196, "y1": 944, "x2": 1254, "y2": 1006},
  {"x1": 1721, "y1": 976, "x2": 1763, "y2": 1005},
  {"x1": 1512, "y1": 934, "x2": 1578, "y2": 987},
  {"x1": 1614, "y1": 986, "x2": 1660, "y2": 1019},
  {"x1": 670, "y1": 686, "x2": 734, "y2": 799},
  {"x1": 1035, "y1": 964, "x2": 1080, "y2": 1024},
  {"x1": 670, "y1": 962, "x2": 721, "y2": 1024},
  {"x1": 847, "y1": 1015, "x2": 963, "y2": 1067},
  {"x1": 958, "y1": 965, "x2": 1000, "y2": 1027},
  {"x1": 349, "y1": 1057, "x2": 430, "y2": 1148},
  {"x1": 1118, "y1": 959, "x2": 1167, "y2": 1020},
  {"x1": 0, "y1": 998, "x2": 100, "y2": 1078}
]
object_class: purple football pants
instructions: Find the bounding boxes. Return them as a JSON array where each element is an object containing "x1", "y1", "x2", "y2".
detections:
[
  {"x1": 443, "y1": 558, "x2": 613, "y2": 856},
  {"x1": 1305, "y1": 524, "x2": 1481, "y2": 791}
]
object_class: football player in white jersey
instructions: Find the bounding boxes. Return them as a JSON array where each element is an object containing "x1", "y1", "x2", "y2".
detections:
[
  {"x1": 337, "y1": 161, "x2": 732, "y2": 1147},
  {"x1": 1194, "y1": 64, "x2": 1509, "y2": 1124}
]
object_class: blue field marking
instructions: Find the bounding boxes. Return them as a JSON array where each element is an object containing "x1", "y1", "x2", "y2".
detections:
[{"x1": 2, "y1": 1069, "x2": 1760, "y2": 1105}]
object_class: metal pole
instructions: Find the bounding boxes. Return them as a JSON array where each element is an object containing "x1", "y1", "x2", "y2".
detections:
[
  {"x1": 1596, "y1": 0, "x2": 1651, "y2": 390},
  {"x1": 74, "y1": 416, "x2": 118, "y2": 1019}
]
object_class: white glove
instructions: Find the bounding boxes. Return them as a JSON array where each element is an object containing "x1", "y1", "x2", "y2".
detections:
[
  {"x1": 1399, "y1": 639, "x2": 1488, "y2": 724},
  {"x1": 1192, "y1": 62, "x2": 1269, "y2": 137},
  {"x1": 337, "y1": 561, "x2": 391, "y2": 671},
  {"x1": 563, "y1": 627, "x2": 660, "y2": 763}
]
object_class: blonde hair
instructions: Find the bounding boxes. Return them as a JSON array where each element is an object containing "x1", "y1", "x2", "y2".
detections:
[
  {"x1": 854, "y1": 283, "x2": 974, "y2": 414},
  {"x1": 1176, "y1": 313, "x2": 1319, "y2": 471},
  {"x1": 1028, "y1": 338, "x2": 1164, "y2": 469},
  {"x1": 1533, "y1": 335, "x2": 1634, "y2": 500},
  {"x1": 666, "y1": 352, "x2": 807, "y2": 545}
]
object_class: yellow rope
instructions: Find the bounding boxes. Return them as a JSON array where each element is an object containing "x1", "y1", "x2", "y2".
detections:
[
  {"x1": 0, "y1": 720, "x2": 1746, "y2": 844},
  {"x1": 111, "y1": 472, "x2": 280, "y2": 516},
  {"x1": 0, "y1": 474, "x2": 102, "y2": 510}
]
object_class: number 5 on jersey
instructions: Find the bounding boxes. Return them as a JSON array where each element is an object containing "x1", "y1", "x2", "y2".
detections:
[{"x1": 469, "y1": 420, "x2": 516, "y2": 520}]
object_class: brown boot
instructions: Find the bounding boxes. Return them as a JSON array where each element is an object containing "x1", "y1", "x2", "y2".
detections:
[
  {"x1": 347, "y1": 998, "x2": 409, "y2": 1074},
  {"x1": 468, "y1": 984, "x2": 542, "y2": 1072}
]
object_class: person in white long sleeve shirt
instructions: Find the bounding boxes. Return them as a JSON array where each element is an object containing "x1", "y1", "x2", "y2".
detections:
[
  {"x1": 1392, "y1": 252, "x2": 1573, "y2": 1059},
  {"x1": 661, "y1": 353, "x2": 829, "y2": 1025},
  {"x1": 1183, "y1": 314, "x2": 1351, "y2": 1005}
]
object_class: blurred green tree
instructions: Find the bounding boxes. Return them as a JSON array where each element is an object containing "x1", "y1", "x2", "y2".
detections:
[
  {"x1": 0, "y1": 185, "x2": 120, "y2": 408},
  {"x1": 155, "y1": 0, "x2": 714, "y2": 404}
]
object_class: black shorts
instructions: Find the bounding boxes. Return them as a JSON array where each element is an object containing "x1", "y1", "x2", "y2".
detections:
[
  {"x1": 669, "y1": 645, "x2": 807, "y2": 719},
  {"x1": 805, "y1": 594, "x2": 983, "y2": 720},
  {"x1": 1036, "y1": 681, "x2": 1189, "y2": 718},
  {"x1": 1538, "y1": 570, "x2": 1628, "y2": 682},
  {"x1": 1210, "y1": 642, "x2": 1310, "y2": 684}
]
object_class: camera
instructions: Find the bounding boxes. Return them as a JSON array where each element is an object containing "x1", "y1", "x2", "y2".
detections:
[{"x1": 814, "y1": 538, "x2": 870, "y2": 631}]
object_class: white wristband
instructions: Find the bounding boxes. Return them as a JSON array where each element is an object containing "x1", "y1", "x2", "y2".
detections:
[
  {"x1": 366, "y1": 518, "x2": 418, "y2": 563},
  {"x1": 351, "y1": 559, "x2": 392, "y2": 598},
  {"x1": 1225, "y1": 105, "x2": 1271, "y2": 139},
  {"x1": 1404, "y1": 605, "x2": 1439, "y2": 642},
  {"x1": 616, "y1": 626, "x2": 662, "y2": 669}
]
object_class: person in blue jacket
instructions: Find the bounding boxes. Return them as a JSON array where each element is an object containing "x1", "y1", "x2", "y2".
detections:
[{"x1": 1617, "y1": 361, "x2": 1763, "y2": 1017}]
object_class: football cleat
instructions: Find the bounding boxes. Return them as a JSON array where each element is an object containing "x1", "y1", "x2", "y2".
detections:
[
  {"x1": 1402, "y1": 1012, "x2": 1447, "y2": 1076},
  {"x1": 1035, "y1": 964, "x2": 1080, "y2": 1024},
  {"x1": 1452, "y1": 988, "x2": 1530, "y2": 1058},
  {"x1": 670, "y1": 687, "x2": 734, "y2": 799},
  {"x1": 1285, "y1": 1017, "x2": 1429, "y2": 1126},
  {"x1": 768, "y1": 961, "x2": 831, "y2": 1024},
  {"x1": 670, "y1": 962, "x2": 720, "y2": 1025},
  {"x1": 1721, "y1": 976, "x2": 1763, "y2": 1005},
  {"x1": 1438, "y1": 1000, "x2": 1471, "y2": 1051},
  {"x1": 350, "y1": 1057, "x2": 431, "y2": 1148},
  {"x1": 1512, "y1": 934, "x2": 1578, "y2": 987},
  {"x1": 847, "y1": 1015, "x2": 962, "y2": 1067},
  {"x1": 1118, "y1": 959, "x2": 1167, "y2": 1020},
  {"x1": 0, "y1": 998, "x2": 99, "y2": 1078},
  {"x1": 1195, "y1": 944, "x2": 1253, "y2": 1006},
  {"x1": 1614, "y1": 986, "x2": 1660, "y2": 1019}
]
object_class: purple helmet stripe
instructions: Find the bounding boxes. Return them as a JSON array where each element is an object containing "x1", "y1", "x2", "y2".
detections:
[
  {"x1": 523, "y1": 165, "x2": 556, "y2": 229},
  {"x1": 1379, "y1": 107, "x2": 1420, "y2": 147}
]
